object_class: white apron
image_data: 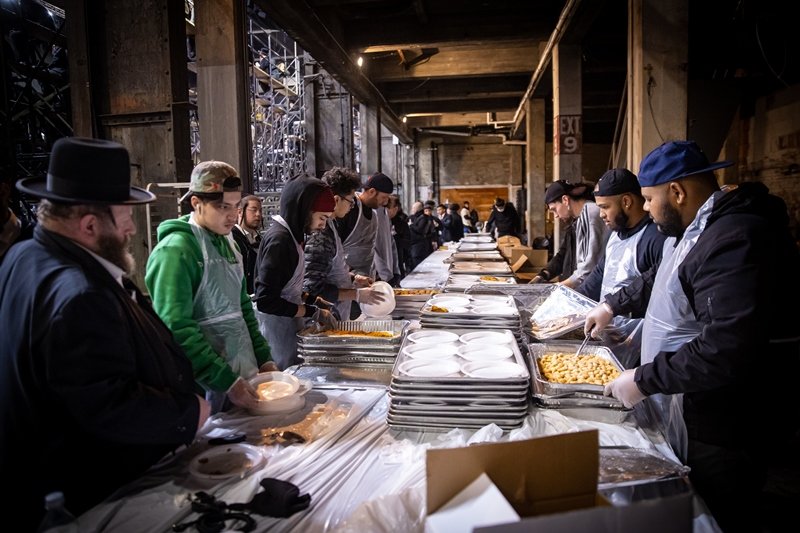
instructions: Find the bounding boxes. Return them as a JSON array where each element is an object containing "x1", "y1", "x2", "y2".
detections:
[
  {"x1": 189, "y1": 215, "x2": 258, "y2": 412},
  {"x1": 342, "y1": 196, "x2": 377, "y2": 277},
  {"x1": 327, "y1": 218, "x2": 354, "y2": 319},
  {"x1": 600, "y1": 226, "x2": 646, "y2": 299},
  {"x1": 641, "y1": 192, "x2": 720, "y2": 461},
  {"x1": 256, "y1": 215, "x2": 306, "y2": 370}
]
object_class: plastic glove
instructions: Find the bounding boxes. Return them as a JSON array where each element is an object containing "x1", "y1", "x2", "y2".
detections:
[
  {"x1": 231, "y1": 478, "x2": 311, "y2": 518},
  {"x1": 311, "y1": 307, "x2": 337, "y2": 330},
  {"x1": 227, "y1": 377, "x2": 259, "y2": 409},
  {"x1": 353, "y1": 274, "x2": 373, "y2": 288},
  {"x1": 356, "y1": 287, "x2": 387, "y2": 305},
  {"x1": 584, "y1": 302, "x2": 614, "y2": 338},
  {"x1": 313, "y1": 296, "x2": 335, "y2": 311},
  {"x1": 259, "y1": 361, "x2": 279, "y2": 373},
  {"x1": 603, "y1": 369, "x2": 647, "y2": 408}
]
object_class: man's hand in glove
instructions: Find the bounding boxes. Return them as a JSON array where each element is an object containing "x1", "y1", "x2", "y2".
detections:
[
  {"x1": 230, "y1": 478, "x2": 311, "y2": 518},
  {"x1": 227, "y1": 377, "x2": 259, "y2": 409},
  {"x1": 313, "y1": 296, "x2": 335, "y2": 310},
  {"x1": 356, "y1": 288, "x2": 387, "y2": 305},
  {"x1": 603, "y1": 369, "x2": 647, "y2": 408},
  {"x1": 311, "y1": 307, "x2": 337, "y2": 330},
  {"x1": 584, "y1": 302, "x2": 615, "y2": 338}
]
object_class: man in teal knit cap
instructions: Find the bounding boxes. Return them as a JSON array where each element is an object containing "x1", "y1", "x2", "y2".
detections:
[{"x1": 146, "y1": 161, "x2": 277, "y2": 413}]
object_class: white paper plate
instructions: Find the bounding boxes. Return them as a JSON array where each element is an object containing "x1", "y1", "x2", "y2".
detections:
[
  {"x1": 461, "y1": 361, "x2": 526, "y2": 379},
  {"x1": 459, "y1": 331, "x2": 514, "y2": 344},
  {"x1": 361, "y1": 281, "x2": 397, "y2": 317},
  {"x1": 403, "y1": 343, "x2": 459, "y2": 360},
  {"x1": 428, "y1": 296, "x2": 470, "y2": 307},
  {"x1": 398, "y1": 359, "x2": 461, "y2": 377},
  {"x1": 407, "y1": 330, "x2": 460, "y2": 344},
  {"x1": 189, "y1": 443, "x2": 265, "y2": 481},
  {"x1": 470, "y1": 305, "x2": 517, "y2": 315},
  {"x1": 427, "y1": 306, "x2": 469, "y2": 315},
  {"x1": 457, "y1": 344, "x2": 514, "y2": 362}
]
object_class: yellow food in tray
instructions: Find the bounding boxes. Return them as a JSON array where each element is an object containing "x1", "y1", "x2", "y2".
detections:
[
  {"x1": 394, "y1": 288, "x2": 439, "y2": 296},
  {"x1": 479, "y1": 275, "x2": 502, "y2": 282},
  {"x1": 323, "y1": 330, "x2": 393, "y2": 338},
  {"x1": 429, "y1": 305, "x2": 449, "y2": 313},
  {"x1": 537, "y1": 352, "x2": 620, "y2": 386}
]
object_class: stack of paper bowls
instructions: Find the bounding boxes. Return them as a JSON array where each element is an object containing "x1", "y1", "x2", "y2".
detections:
[{"x1": 386, "y1": 328, "x2": 530, "y2": 431}]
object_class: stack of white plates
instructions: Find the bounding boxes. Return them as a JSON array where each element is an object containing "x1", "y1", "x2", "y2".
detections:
[
  {"x1": 391, "y1": 288, "x2": 439, "y2": 319},
  {"x1": 418, "y1": 294, "x2": 522, "y2": 340},
  {"x1": 387, "y1": 329, "x2": 530, "y2": 431},
  {"x1": 445, "y1": 273, "x2": 517, "y2": 292}
]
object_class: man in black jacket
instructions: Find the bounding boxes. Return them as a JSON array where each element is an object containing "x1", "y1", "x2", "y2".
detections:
[
  {"x1": 486, "y1": 197, "x2": 519, "y2": 238},
  {"x1": 0, "y1": 137, "x2": 209, "y2": 530},
  {"x1": 231, "y1": 194, "x2": 263, "y2": 295},
  {"x1": 585, "y1": 140, "x2": 800, "y2": 532}
]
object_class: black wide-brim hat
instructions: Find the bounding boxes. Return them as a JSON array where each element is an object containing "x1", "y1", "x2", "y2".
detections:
[{"x1": 17, "y1": 137, "x2": 156, "y2": 204}]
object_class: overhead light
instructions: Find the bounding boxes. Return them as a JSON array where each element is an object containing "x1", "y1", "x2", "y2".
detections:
[
  {"x1": 356, "y1": 56, "x2": 364, "y2": 68},
  {"x1": 402, "y1": 116, "x2": 407, "y2": 123}
]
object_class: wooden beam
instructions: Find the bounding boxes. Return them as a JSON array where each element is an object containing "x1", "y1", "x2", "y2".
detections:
[
  {"x1": 367, "y1": 42, "x2": 538, "y2": 81},
  {"x1": 255, "y1": 0, "x2": 412, "y2": 143},
  {"x1": 393, "y1": 97, "x2": 520, "y2": 115},
  {"x1": 407, "y1": 111, "x2": 514, "y2": 128},
  {"x1": 378, "y1": 75, "x2": 530, "y2": 102}
]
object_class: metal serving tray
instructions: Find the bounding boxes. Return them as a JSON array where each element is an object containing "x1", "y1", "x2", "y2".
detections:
[
  {"x1": 527, "y1": 341, "x2": 625, "y2": 396},
  {"x1": 297, "y1": 320, "x2": 408, "y2": 346},
  {"x1": 386, "y1": 412, "x2": 525, "y2": 430}
]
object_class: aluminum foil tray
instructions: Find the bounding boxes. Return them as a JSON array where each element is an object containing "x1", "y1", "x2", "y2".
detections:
[
  {"x1": 297, "y1": 320, "x2": 408, "y2": 346},
  {"x1": 527, "y1": 341, "x2": 625, "y2": 396},
  {"x1": 526, "y1": 285, "x2": 598, "y2": 340}
]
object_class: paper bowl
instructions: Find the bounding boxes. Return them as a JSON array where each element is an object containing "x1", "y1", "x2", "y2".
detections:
[
  {"x1": 247, "y1": 372, "x2": 308, "y2": 415},
  {"x1": 189, "y1": 443, "x2": 265, "y2": 483},
  {"x1": 361, "y1": 281, "x2": 396, "y2": 317}
]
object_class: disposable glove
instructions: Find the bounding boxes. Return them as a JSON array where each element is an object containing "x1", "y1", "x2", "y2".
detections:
[
  {"x1": 584, "y1": 302, "x2": 614, "y2": 338},
  {"x1": 603, "y1": 369, "x2": 647, "y2": 408},
  {"x1": 311, "y1": 308, "x2": 337, "y2": 330},
  {"x1": 353, "y1": 274, "x2": 373, "y2": 288},
  {"x1": 227, "y1": 377, "x2": 259, "y2": 409},
  {"x1": 356, "y1": 288, "x2": 387, "y2": 305},
  {"x1": 313, "y1": 296, "x2": 335, "y2": 311},
  {"x1": 230, "y1": 478, "x2": 311, "y2": 518}
]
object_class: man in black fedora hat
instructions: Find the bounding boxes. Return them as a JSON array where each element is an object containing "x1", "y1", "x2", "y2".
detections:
[{"x1": 0, "y1": 136, "x2": 211, "y2": 530}]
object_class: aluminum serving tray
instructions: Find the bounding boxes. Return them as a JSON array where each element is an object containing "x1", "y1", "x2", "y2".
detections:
[
  {"x1": 391, "y1": 328, "x2": 530, "y2": 384},
  {"x1": 527, "y1": 341, "x2": 625, "y2": 396},
  {"x1": 297, "y1": 320, "x2": 408, "y2": 346},
  {"x1": 386, "y1": 413, "x2": 525, "y2": 430}
]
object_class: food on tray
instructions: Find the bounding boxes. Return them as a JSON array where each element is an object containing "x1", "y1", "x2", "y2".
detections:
[
  {"x1": 479, "y1": 275, "x2": 502, "y2": 282},
  {"x1": 429, "y1": 305, "x2": 449, "y2": 313},
  {"x1": 323, "y1": 329, "x2": 393, "y2": 337},
  {"x1": 256, "y1": 381, "x2": 296, "y2": 401},
  {"x1": 530, "y1": 315, "x2": 580, "y2": 335},
  {"x1": 394, "y1": 288, "x2": 439, "y2": 296},
  {"x1": 537, "y1": 352, "x2": 621, "y2": 385}
]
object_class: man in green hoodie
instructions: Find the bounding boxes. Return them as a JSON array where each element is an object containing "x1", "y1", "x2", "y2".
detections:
[{"x1": 145, "y1": 161, "x2": 277, "y2": 413}]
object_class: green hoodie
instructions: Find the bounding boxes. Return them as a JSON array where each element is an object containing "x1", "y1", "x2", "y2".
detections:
[{"x1": 145, "y1": 214, "x2": 271, "y2": 392}]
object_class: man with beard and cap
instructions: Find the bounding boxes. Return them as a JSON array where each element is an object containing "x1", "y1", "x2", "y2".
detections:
[
  {"x1": 255, "y1": 175, "x2": 336, "y2": 369},
  {"x1": 231, "y1": 194, "x2": 263, "y2": 295},
  {"x1": 303, "y1": 167, "x2": 386, "y2": 321},
  {"x1": 532, "y1": 181, "x2": 607, "y2": 288},
  {"x1": 0, "y1": 137, "x2": 210, "y2": 530},
  {"x1": 335, "y1": 171, "x2": 396, "y2": 316},
  {"x1": 146, "y1": 161, "x2": 277, "y2": 414},
  {"x1": 584, "y1": 141, "x2": 800, "y2": 533},
  {"x1": 574, "y1": 168, "x2": 667, "y2": 310}
]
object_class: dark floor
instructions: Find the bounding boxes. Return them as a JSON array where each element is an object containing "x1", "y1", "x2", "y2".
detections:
[{"x1": 758, "y1": 433, "x2": 800, "y2": 533}]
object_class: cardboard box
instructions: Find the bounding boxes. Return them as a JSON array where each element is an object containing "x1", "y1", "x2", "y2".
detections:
[
  {"x1": 427, "y1": 431, "x2": 604, "y2": 522},
  {"x1": 501, "y1": 245, "x2": 548, "y2": 268},
  {"x1": 426, "y1": 431, "x2": 693, "y2": 533},
  {"x1": 497, "y1": 235, "x2": 522, "y2": 247},
  {"x1": 474, "y1": 493, "x2": 693, "y2": 533}
]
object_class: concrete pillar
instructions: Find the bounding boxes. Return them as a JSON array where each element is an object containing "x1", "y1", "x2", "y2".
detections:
[
  {"x1": 525, "y1": 98, "x2": 547, "y2": 241},
  {"x1": 551, "y1": 43, "x2": 582, "y2": 252},
  {"x1": 359, "y1": 103, "x2": 381, "y2": 181},
  {"x1": 195, "y1": 0, "x2": 251, "y2": 184},
  {"x1": 627, "y1": 0, "x2": 688, "y2": 170},
  {"x1": 303, "y1": 55, "x2": 317, "y2": 176}
]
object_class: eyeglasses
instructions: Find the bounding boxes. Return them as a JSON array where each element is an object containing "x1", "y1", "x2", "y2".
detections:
[{"x1": 338, "y1": 195, "x2": 355, "y2": 207}]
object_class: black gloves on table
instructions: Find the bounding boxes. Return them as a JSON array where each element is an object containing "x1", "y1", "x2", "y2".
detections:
[{"x1": 236, "y1": 478, "x2": 312, "y2": 518}]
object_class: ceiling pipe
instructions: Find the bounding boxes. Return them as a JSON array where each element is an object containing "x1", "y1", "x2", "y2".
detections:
[
  {"x1": 510, "y1": 0, "x2": 582, "y2": 138},
  {"x1": 420, "y1": 129, "x2": 472, "y2": 137}
]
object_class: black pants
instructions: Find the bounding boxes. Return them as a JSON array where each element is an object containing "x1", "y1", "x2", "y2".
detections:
[{"x1": 687, "y1": 439, "x2": 767, "y2": 533}]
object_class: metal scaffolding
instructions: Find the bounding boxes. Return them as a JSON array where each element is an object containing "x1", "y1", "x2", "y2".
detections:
[{"x1": 248, "y1": 17, "x2": 306, "y2": 193}]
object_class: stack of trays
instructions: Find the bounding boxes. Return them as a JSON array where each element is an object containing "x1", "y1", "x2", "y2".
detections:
[
  {"x1": 418, "y1": 294, "x2": 522, "y2": 340},
  {"x1": 457, "y1": 241, "x2": 497, "y2": 252},
  {"x1": 526, "y1": 285, "x2": 598, "y2": 340},
  {"x1": 449, "y1": 261, "x2": 512, "y2": 275},
  {"x1": 296, "y1": 320, "x2": 408, "y2": 366},
  {"x1": 446, "y1": 251, "x2": 505, "y2": 262},
  {"x1": 445, "y1": 273, "x2": 517, "y2": 292},
  {"x1": 392, "y1": 288, "x2": 440, "y2": 319},
  {"x1": 526, "y1": 341, "x2": 631, "y2": 423},
  {"x1": 387, "y1": 329, "x2": 530, "y2": 430}
]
